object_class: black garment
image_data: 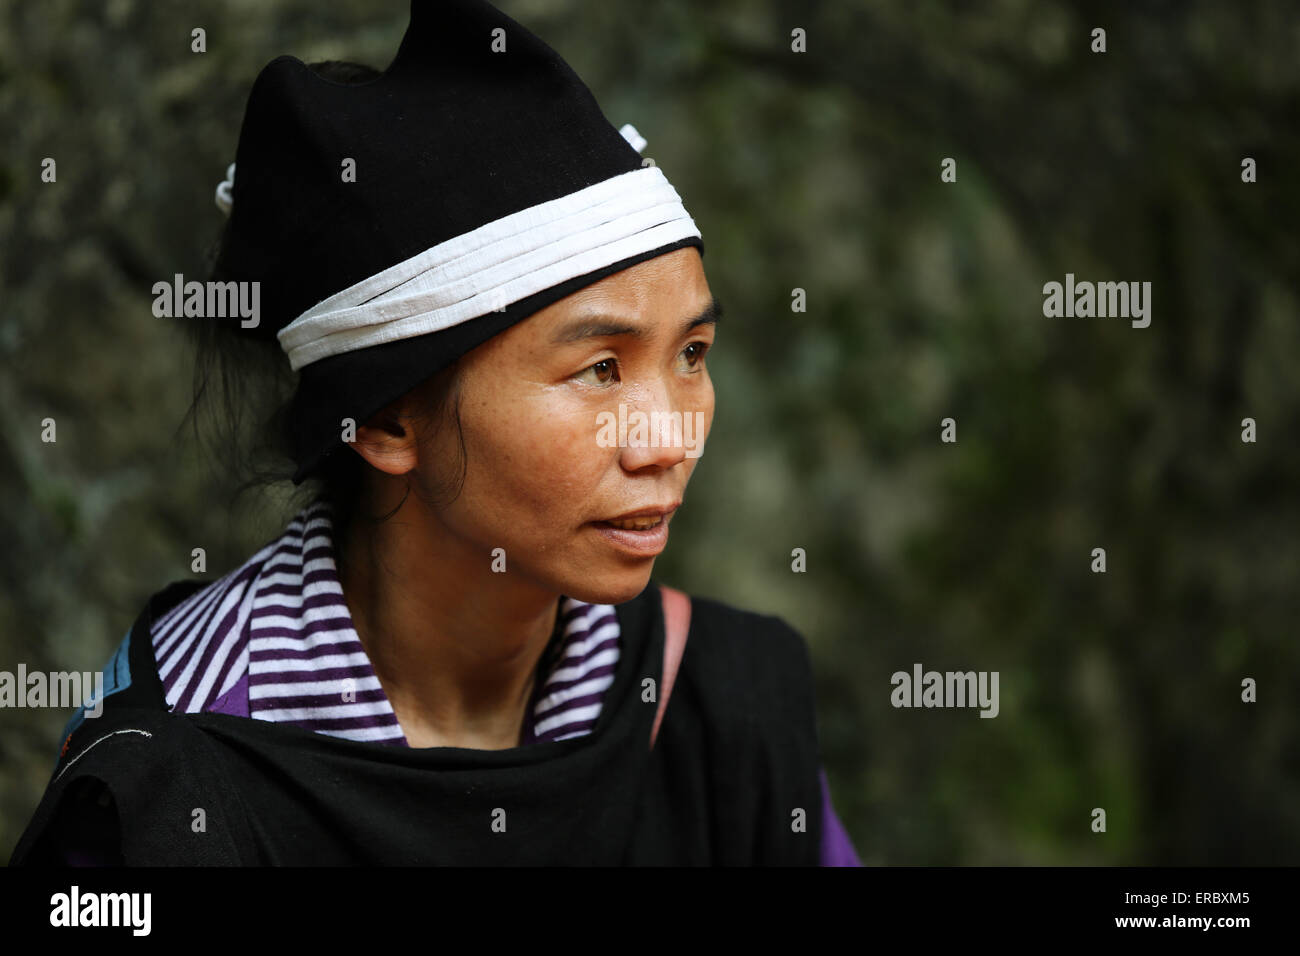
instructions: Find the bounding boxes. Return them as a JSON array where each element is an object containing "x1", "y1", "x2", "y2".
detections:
[{"x1": 11, "y1": 581, "x2": 824, "y2": 865}]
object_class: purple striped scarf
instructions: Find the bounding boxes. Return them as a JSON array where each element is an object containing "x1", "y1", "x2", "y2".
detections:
[{"x1": 151, "y1": 499, "x2": 621, "y2": 746}]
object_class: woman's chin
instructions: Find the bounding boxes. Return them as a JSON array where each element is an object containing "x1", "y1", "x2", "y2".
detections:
[{"x1": 559, "y1": 564, "x2": 656, "y2": 607}]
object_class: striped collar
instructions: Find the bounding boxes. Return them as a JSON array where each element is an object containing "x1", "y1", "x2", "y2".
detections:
[{"x1": 150, "y1": 499, "x2": 621, "y2": 746}]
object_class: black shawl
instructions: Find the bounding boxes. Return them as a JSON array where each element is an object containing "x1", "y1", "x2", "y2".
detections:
[{"x1": 11, "y1": 581, "x2": 825, "y2": 865}]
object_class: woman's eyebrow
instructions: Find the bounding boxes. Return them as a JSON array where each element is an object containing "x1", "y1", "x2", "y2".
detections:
[{"x1": 550, "y1": 296, "x2": 722, "y2": 345}]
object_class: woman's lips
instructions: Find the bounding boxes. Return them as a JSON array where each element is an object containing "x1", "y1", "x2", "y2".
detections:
[{"x1": 590, "y1": 514, "x2": 671, "y2": 556}]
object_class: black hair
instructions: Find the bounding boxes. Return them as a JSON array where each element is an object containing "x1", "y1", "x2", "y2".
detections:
[{"x1": 182, "y1": 60, "x2": 467, "y2": 564}]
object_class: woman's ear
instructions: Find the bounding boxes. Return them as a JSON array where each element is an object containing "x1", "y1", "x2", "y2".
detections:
[
  {"x1": 347, "y1": 400, "x2": 421, "y2": 476},
  {"x1": 348, "y1": 365, "x2": 460, "y2": 477}
]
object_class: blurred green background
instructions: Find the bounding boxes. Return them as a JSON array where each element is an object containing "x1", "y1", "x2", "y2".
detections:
[{"x1": 2, "y1": 0, "x2": 1298, "y2": 864}]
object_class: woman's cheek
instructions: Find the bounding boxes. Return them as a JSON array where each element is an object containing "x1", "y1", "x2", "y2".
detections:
[{"x1": 494, "y1": 406, "x2": 602, "y2": 512}]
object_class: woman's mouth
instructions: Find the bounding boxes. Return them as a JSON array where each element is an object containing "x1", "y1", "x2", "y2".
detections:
[
  {"x1": 602, "y1": 515, "x2": 664, "y2": 531},
  {"x1": 590, "y1": 504, "x2": 678, "y2": 556}
]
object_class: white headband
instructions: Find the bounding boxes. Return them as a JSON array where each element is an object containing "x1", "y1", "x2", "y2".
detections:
[{"x1": 275, "y1": 163, "x2": 698, "y2": 370}]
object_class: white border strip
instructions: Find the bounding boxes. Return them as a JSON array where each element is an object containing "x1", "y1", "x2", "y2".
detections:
[
  {"x1": 55, "y1": 729, "x2": 154, "y2": 783},
  {"x1": 277, "y1": 165, "x2": 701, "y2": 370}
]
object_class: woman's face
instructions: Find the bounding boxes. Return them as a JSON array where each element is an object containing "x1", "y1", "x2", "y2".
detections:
[{"x1": 417, "y1": 247, "x2": 717, "y2": 606}]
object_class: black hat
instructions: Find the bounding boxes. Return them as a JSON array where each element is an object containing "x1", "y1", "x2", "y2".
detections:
[{"x1": 213, "y1": 0, "x2": 703, "y2": 483}]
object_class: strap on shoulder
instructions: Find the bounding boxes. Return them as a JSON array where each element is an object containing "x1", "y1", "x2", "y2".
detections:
[{"x1": 650, "y1": 584, "x2": 691, "y2": 750}]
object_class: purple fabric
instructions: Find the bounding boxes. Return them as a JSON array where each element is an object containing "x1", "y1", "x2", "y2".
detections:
[
  {"x1": 819, "y1": 768, "x2": 862, "y2": 866},
  {"x1": 208, "y1": 671, "x2": 250, "y2": 717}
]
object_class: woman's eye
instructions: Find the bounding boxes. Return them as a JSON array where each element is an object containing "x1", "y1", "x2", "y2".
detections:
[
  {"x1": 575, "y1": 358, "x2": 619, "y2": 386},
  {"x1": 677, "y1": 341, "x2": 710, "y2": 371}
]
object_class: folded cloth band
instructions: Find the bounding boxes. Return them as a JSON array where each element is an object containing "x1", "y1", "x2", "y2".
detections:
[{"x1": 277, "y1": 165, "x2": 700, "y2": 371}]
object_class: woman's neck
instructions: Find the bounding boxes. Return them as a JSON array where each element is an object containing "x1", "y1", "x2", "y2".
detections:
[{"x1": 334, "y1": 493, "x2": 561, "y2": 750}]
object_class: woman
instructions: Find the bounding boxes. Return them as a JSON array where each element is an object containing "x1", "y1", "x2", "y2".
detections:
[{"x1": 12, "y1": 0, "x2": 860, "y2": 866}]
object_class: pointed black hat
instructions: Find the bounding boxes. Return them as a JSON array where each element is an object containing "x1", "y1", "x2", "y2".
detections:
[{"x1": 214, "y1": 0, "x2": 703, "y2": 482}]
